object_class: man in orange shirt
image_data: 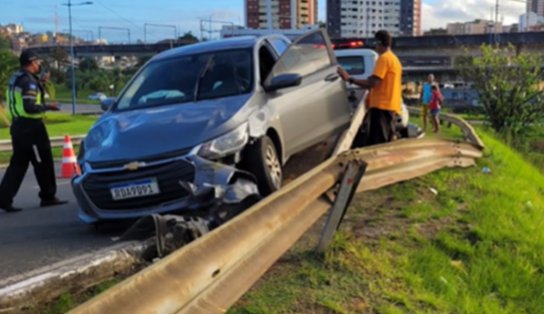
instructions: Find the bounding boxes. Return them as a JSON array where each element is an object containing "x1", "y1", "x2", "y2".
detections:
[{"x1": 338, "y1": 30, "x2": 403, "y2": 146}]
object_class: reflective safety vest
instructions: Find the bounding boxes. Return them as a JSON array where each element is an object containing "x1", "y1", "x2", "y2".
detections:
[{"x1": 5, "y1": 71, "x2": 45, "y2": 120}]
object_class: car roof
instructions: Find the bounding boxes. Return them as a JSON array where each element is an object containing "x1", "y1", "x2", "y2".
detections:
[{"x1": 152, "y1": 34, "x2": 288, "y2": 61}]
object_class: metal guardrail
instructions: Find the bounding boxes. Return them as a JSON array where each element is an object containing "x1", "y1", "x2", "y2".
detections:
[
  {"x1": 407, "y1": 106, "x2": 485, "y2": 149},
  {"x1": 69, "y1": 112, "x2": 483, "y2": 313},
  {"x1": 0, "y1": 135, "x2": 85, "y2": 153}
]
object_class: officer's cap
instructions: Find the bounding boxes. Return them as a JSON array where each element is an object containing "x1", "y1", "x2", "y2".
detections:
[{"x1": 20, "y1": 50, "x2": 41, "y2": 66}]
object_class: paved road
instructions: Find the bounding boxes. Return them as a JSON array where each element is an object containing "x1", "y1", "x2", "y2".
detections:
[
  {"x1": 59, "y1": 103, "x2": 101, "y2": 115},
  {"x1": 0, "y1": 163, "x2": 116, "y2": 280},
  {"x1": 0, "y1": 141, "x2": 331, "y2": 280}
]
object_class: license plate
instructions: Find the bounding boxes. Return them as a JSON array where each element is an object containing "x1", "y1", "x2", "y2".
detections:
[{"x1": 110, "y1": 178, "x2": 160, "y2": 201}]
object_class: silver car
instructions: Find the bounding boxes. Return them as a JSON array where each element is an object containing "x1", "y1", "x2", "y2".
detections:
[{"x1": 73, "y1": 30, "x2": 352, "y2": 223}]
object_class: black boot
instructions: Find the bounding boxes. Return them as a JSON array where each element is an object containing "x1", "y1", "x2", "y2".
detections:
[
  {"x1": 0, "y1": 203, "x2": 23, "y2": 212},
  {"x1": 40, "y1": 197, "x2": 68, "y2": 207}
]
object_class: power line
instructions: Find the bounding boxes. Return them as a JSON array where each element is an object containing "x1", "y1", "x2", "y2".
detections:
[{"x1": 94, "y1": 0, "x2": 142, "y2": 30}]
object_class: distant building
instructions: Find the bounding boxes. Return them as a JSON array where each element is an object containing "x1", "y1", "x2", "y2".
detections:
[
  {"x1": 446, "y1": 19, "x2": 502, "y2": 35},
  {"x1": 3, "y1": 24, "x2": 24, "y2": 35},
  {"x1": 527, "y1": 0, "x2": 544, "y2": 16},
  {"x1": 400, "y1": 0, "x2": 421, "y2": 36},
  {"x1": 245, "y1": 0, "x2": 318, "y2": 30},
  {"x1": 326, "y1": 0, "x2": 421, "y2": 39},
  {"x1": 220, "y1": 24, "x2": 317, "y2": 39},
  {"x1": 503, "y1": 23, "x2": 519, "y2": 33},
  {"x1": 519, "y1": 12, "x2": 544, "y2": 31}
]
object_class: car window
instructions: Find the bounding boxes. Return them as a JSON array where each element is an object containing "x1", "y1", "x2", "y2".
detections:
[
  {"x1": 115, "y1": 49, "x2": 253, "y2": 111},
  {"x1": 267, "y1": 37, "x2": 290, "y2": 56},
  {"x1": 268, "y1": 31, "x2": 331, "y2": 81},
  {"x1": 337, "y1": 56, "x2": 365, "y2": 75}
]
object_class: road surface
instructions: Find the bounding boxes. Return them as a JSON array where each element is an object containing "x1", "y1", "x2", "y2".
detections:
[
  {"x1": 0, "y1": 163, "x2": 116, "y2": 279},
  {"x1": 59, "y1": 103, "x2": 101, "y2": 115},
  {"x1": 0, "y1": 141, "x2": 331, "y2": 280}
]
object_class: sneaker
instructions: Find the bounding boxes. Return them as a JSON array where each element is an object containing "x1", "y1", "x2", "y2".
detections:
[
  {"x1": 40, "y1": 198, "x2": 68, "y2": 207},
  {"x1": 0, "y1": 203, "x2": 23, "y2": 212}
]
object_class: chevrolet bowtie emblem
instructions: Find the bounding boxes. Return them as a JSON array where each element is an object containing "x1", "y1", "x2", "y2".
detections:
[{"x1": 125, "y1": 161, "x2": 144, "y2": 171}]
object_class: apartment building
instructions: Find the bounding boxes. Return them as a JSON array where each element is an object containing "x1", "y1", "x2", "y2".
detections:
[
  {"x1": 245, "y1": 0, "x2": 318, "y2": 29},
  {"x1": 400, "y1": 0, "x2": 421, "y2": 36},
  {"x1": 327, "y1": 0, "x2": 421, "y2": 39},
  {"x1": 527, "y1": 0, "x2": 544, "y2": 15},
  {"x1": 446, "y1": 20, "x2": 502, "y2": 35}
]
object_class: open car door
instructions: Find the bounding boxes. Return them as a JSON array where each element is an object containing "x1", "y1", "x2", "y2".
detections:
[{"x1": 263, "y1": 29, "x2": 352, "y2": 157}]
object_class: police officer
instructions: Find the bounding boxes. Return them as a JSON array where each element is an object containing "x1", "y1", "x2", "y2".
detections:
[{"x1": 0, "y1": 50, "x2": 67, "y2": 212}]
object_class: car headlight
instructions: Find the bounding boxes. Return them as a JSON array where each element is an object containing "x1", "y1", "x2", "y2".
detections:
[{"x1": 197, "y1": 122, "x2": 249, "y2": 159}]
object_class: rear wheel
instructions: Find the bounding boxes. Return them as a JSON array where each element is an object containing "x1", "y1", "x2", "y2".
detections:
[{"x1": 243, "y1": 136, "x2": 282, "y2": 196}]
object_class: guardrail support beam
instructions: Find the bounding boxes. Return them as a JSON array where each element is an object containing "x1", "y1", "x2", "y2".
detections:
[{"x1": 317, "y1": 160, "x2": 367, "y2": 253}]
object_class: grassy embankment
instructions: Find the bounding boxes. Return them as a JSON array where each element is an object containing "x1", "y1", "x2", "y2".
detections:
[
  {"x1": 230, "y1": 126, "x2": 544, "y2": 313},
  {"x1": 37, "y1": 114, "x2": 544, "y2": 313}
]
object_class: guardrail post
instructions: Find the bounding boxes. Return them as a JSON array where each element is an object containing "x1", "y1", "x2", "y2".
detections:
[{"x1": 317, "y1": 160, "x2": 367, "y2": 253}]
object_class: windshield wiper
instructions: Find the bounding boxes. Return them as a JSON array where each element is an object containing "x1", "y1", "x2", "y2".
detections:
[{"x1": 193, "y1": 56, "x2": 214, "y2": 102}]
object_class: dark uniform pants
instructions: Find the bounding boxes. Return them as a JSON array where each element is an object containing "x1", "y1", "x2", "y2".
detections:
[
  {"x1": 353, "y1": 108, "x2": 396, "y2": 148},
  {"x1": 0, "y1": 119, "x2": 56, "y2": 205}
]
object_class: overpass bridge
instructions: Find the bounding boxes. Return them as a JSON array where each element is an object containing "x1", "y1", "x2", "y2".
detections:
[{"x1": 27, "y1": 31, "x2": 544, "y2": 80}]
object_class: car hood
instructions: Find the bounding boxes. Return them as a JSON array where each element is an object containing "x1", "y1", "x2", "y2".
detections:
[{"x1": 83, "y1": 94, "x2": 252, "y2": 163}]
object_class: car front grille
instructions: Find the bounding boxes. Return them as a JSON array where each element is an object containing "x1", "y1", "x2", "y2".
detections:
[
  {"x1": 88, "y1": 147, "x2": 193, "y2": 170},
  {"x1": 82, "y1": 160, "x2": 195, "y2": 210}
]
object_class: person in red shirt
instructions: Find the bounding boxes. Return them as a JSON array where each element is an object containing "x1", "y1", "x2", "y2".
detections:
[{"x1": 429, "y1": 85, "x2": 443, "y2": 133}]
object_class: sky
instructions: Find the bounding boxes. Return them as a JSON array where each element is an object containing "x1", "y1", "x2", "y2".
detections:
[{"x1": 0, "y1": 0, "x2": 527, "y2": 43}]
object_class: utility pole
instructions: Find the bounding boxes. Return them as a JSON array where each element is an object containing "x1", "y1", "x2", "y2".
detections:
[
  {"x1": 99, "y1": 26, "x2": 131, "y2": 43},
  {"x1": 62, "y1": 0, "x2": 93, "y2": 115},
  {"x1": 144, "y1": 23, "x2": 177, "y2": 46}
]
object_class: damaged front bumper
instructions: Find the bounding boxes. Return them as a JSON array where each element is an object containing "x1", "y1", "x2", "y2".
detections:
[{"x1": 72, "y1": 154, "x2": 260, "y2": 223}]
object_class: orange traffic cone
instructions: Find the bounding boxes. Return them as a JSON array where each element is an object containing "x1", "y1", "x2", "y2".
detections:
[{"x1": 59, "y1": 135, "x2": 81, "y2": 178}]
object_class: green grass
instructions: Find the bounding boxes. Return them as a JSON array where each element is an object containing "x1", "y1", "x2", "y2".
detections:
[
  {"x1": 0, "y1": 146, "x2": 79, "y2": 165},
  {"x1": 230, "y1": 128, "x2": 544, "y2": 313},
  {"x1": 43, "y1": 278, "x2": 121, "y2": 314},
  {"x1": 54, "y1": 84, "x2": 101, "y2": 105},
  {"x1": 0, "y1": 112, "x2": 93, "y2": 164},
  {"x1": 409, "y1": 115, "x2": 465, "y2": 141},
  {"x1": 0, "y1": 112, "x2": 97, "y2": 140}
]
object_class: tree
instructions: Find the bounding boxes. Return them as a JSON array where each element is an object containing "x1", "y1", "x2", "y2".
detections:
[
  {"x1": 79, "y1": 57, "x2": 99, "y2": 72},
  {"x1": 424, "y1": 28, "x2": 447, "y2": 36},
  {"x1": 50, "y1": 46, "x2": 69, "y2": 70},
  {"x1": 177, "y1": 31, "x2": 199, "y2": 44},
  {"x1": 457, "y1": 44, "x2": 544, "y2": 140},
  {"x1": 0, "y1": 51, "x2": 18, "y2": 102},
  {"x1": 0, "y1": 35, "x2": 11, "y2": 51}
]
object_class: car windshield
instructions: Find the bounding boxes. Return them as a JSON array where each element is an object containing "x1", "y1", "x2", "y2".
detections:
[
  {"x1": 114, "y1": 49, "x2": 253, "y2": 111},
  {"x1": 337, "y1": 56, "x2": 365, "y2": 75}
]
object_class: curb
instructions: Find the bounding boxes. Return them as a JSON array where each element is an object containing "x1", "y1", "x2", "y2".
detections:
[{"x1": 0, "y1": 240, "x2": 152, "y2": 313}]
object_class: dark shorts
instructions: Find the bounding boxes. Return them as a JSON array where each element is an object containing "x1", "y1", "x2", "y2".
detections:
[
  {"x1": 430, "y1": 108, "x2": 440, "y2": 116},
  {"x1": 421, "y1": 104, "x2": 429, "y2": 116},
  {"x1": 353, "y1": 108, "x2": 396, "y2": 148}
]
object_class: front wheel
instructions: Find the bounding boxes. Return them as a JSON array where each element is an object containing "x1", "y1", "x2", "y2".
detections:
[{"x1": 242, "y1": 136, "x2": 282, "y2": 196}]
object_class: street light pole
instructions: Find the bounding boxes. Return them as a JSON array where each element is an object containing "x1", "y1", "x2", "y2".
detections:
[
  {"x1": 63, "y1": 0, "x2": 93, "y2": 115},
  {"x1": 68, "y1": 0, "x2": 75, "y2": 115}
]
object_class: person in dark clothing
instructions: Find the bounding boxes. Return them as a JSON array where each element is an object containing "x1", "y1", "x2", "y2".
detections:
[{"x1": 0, "y1": 50, "x2": 67, "y2": 212}]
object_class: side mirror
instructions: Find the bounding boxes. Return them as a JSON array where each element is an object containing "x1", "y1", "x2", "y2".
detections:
[
  {"x1": 100, "y1": 97, "x2": 116, "y2": 112},
  {"x1": 264, "y1": 73, "x2": 302, "y2": 93}
]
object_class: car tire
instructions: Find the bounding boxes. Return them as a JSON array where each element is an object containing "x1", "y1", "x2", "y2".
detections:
[{"x1": 243, "y1": 135, "x2": 282, "y2": 196}]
